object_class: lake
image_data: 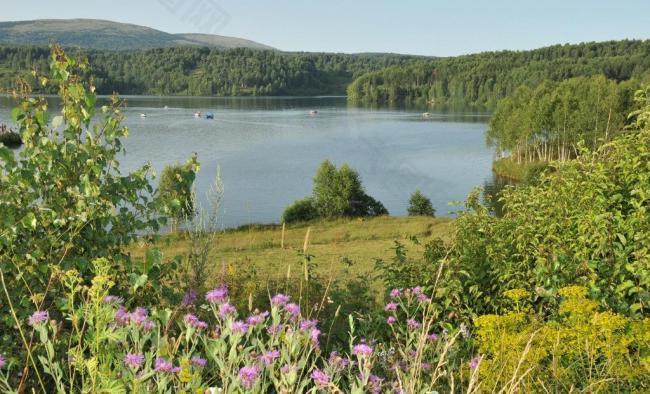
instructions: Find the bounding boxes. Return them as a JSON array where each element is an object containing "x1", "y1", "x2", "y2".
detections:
[{"x1": 0, "y1": 96, "x2": 494, "y2": 228}]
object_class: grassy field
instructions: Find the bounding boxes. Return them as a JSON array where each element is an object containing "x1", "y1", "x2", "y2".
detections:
[{"x1": 129, "y1": 216, "x2": 454, "y2": 291}]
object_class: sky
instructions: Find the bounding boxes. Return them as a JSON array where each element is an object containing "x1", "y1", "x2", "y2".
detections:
[{"x1": 2, "y1": 0, "x2": 650, "y2": 56}]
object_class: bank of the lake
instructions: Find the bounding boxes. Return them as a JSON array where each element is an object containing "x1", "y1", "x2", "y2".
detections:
[{"x1": 492, "y1": 157, "x2": 549, "y2": 182}]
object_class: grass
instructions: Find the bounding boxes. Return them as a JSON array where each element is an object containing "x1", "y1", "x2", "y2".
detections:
[{"x1": 128, "y1": 216, "x2": 454, "y2": 290}]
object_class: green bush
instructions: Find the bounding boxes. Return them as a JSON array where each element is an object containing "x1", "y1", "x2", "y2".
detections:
[
  {"x1": 407, "y1": 190, "x2": 435, "y2": 217},
  {"x1": 282, "y1": 197, "x2": 318, "y2": 223},
  {"x1": 0, "y1": 131, "x2": 22, "y2": 148},
  {"x1": 157, "y1": 155, "x2": 200, "y2": 231}
]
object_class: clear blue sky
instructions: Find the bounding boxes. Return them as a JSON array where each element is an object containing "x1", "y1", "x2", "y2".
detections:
[{"x1": 3, "y1": 0, "x2": 650, "y2": 56}]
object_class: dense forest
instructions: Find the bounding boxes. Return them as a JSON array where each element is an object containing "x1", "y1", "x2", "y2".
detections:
[
  {"x1": 347, "y1": 40, "x2": 650, "y2": 107},
  {"x1": 0, "y1": 46, "x2": 420, "y2": 96},
  {"x1": 487, "y1": 75, "x2": 641, "y2": 163}
]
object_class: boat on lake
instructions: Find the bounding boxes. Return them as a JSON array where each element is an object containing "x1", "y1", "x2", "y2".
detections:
[
  {"x1": 194, "y1": 111, "x2": 202, "y2": 118},
  {"x1": 140, "y1": 113, "x2": 147, "y2": 118},
  {"x1": 310, "y1": 110, "x2": 319, "y2": 116},
  {"x1": 206, "y1": 113, "x2": 215, "y2": 119}
]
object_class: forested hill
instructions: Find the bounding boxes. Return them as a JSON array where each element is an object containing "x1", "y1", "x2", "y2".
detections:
[
  {"x1": 347, "y1": 40, "x2": 650, "y2": 107},
  {"x1": 0, "y1": 19, "x2": 274, "y2": 50},
  {"x1": 0, "y1": 46, "x2": 421, "y2": 96}
]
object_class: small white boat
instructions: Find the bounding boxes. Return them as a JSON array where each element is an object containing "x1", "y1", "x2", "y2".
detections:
[
  {"x1": 194, "y1": 112, "x2": 202, "y2": 118},
  {"x1": 163, "y1": 105, "x2": 169, "y2": 110},
  {"x1": 421, "y1": 112, "x2": 431, "y2": 119},
  {"x1": 140, "y1": 113, "x2": 147, "y2": 118},
  {"x1": 309, "y1": 110, "x2": 319, "y2": 116}
]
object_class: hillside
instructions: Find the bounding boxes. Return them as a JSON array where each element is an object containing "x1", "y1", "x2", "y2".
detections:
[
  {"x1": 348, "y1": 39, "x2": 650, "y2": 107},
  {"x1": 0, "y1": 18, "x2": 273, "y2": 50}
]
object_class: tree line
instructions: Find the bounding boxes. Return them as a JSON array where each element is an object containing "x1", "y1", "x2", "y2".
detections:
[
  {"x1": 487, "y1": 75, "x2": 641, "y2": 163},
  {"x1": 0, "y1": 45, "x2": 420, "y2": 96},
  {"x1": 347, "y1": 40, "x2": 650, "y2": 107}
]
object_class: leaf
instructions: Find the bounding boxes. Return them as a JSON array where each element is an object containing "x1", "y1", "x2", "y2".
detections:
[
  {"x1": 52, "y1": 116, "x2": 64, "y2": 129},
  {"x1": 11, "y1": 107, "x2": 22, "y2": 122}
]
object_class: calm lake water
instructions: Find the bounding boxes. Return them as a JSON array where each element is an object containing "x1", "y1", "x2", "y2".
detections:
[{"x1": 0, "y1": 96, "x2": 495, "y2": 228}]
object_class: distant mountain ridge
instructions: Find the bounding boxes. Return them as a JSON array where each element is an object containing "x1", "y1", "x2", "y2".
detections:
[{"x1": 0, "y1": 19, "x2": 274, "y2": 50}]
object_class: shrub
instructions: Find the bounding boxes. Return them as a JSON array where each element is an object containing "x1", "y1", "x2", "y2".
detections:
[
  {"x1": 407, "y1": 190, "x2": 436, "y2": 217},
  {"x1": 0, "y1": 131, "x2": 22, "y2": 148},
  {"x1": 282, "y1": 197, "x2": 318, "y2": 223},
  {"x1": 157, "y1": 154, "x2": 200, "y2": 231},
  {"x1": 475, "y1": 286, "x2": 650, "y2": 392}
]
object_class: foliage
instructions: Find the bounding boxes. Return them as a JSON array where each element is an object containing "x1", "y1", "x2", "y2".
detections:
[
  {"x1": 347, "y1": 39, "x2": 650, "y2": 106},
  {"x1": 0, "y1": 131, "x2": 22, "y2": 148},
  {"x1": 283, "y1": 160, "x2": 388, "y2": 223},
  {"x1": 475, "y1": 286, "x2": 650, "y2": 392},
  {"x1": 407, "y1": 190, "x2": 436, "y2": 217},
  {"x1": 450, "y1": 86, "x2": 650, "y2": 317},
  {"x1": 282, "y1": 197, "x2": 318, "y2": 224},
  {"x1": 487, "y1": 75, "x2": 639, "y2": 163},
  {"x1": 157, "y1": 155, "x2": 200, "y2": 230},
  {"x1": 0, "y1": 45, "x2": 419, "y2": 96},
  {"x1": 0, "y1": 260, "x2": 471, "y2": 393}
]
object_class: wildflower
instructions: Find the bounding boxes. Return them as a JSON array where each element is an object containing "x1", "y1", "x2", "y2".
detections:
[
  {"x1": 421, "y1": 362, "x2": 432, "y2": 371},
  {"x1": 154, "y1": 357, "x2": 176, "y2": 373},
  {"x1": 386, "y1": 316, "x2": 397, "y2": 325},
  {"x1": 352, "y1": 343, "x2": 373, "y2": 357},
  {"x1": 310, "y1": 329, "x2": 321, "y2": 348},
  {"x1": 115, "y1": 307, "x2": 130, "y2": 325},
  {"x1": 280, "y1": 364, "x2": 293, "y2": 374},
  {"x1": 238, "y1": 365, "x2": 259, "y2": 389},
  {"x1": 469, "y1": 356, "x2": 480, "y2": 370},
  {"x1": 271, "y1": 293, "x2": 290, "y2": 306},
  {"x1": 130, "y1": 307, "x2": 149, "y2": 326},
  {"x1": 427, "y1": 333, "x2": 439, "y2": 342},
  {"x1": 384, "y1": 302, "x2": 398, "y2": 312},
  {"x1": 102, "y1": 295, "x2": 123, "y2": 305},
  {"x1": 184, "y1": 314, "x2": 208, "y2": 330},
  {"x1": 267, "y1": 324, "x2": 282, "y2": 335},
  {"x1": 124, "y1": 353, "x2": 144, "y2": 370},
  {"x1": 231, "y1": 320, "x2": 249, "y2": 334},
  {"x1": 329, "y1": 351, "x2": 350, "y2": 369},
  {"x1": 190, "y1": 356, "x2": 207, "y2": 368},
  {"x1": 389, "y1": 289, "x2": 401, "y2": 299},
  {"x1": 417, "y1": 293, "x2": 431, "y2": 303},
  {"x1": 260, "y1": 349, "x2": 280, "y2": 365},
  {"x1": 407, "y1": 319, "x2": 421, "y2": 330},
  {"x1": 246, "y1": 311, "x2": 269, "y2": 326},
  {"x1": 368, "y1": 375, "x2": 384, "y2": 394},
  {"x1": 142, "y1": 319, "x2": 155, "y2": 331},
  {"x1": 182, "y1": 289, "x2": 198, "y2": 306},
  {"x1": 28, "y1": 311, "x2": 49, "y2": 327},
  {"x1": 284, "y1": 303, "x2": 300, "y2": 318},
  {"x1": 206, "y1": 286, "x2": 228, "y2": 304},
  {"x1": 218, "y1": 302, "x2": 237, "y2": 318},
  {"x1": 299, "y1": 319, "x2": 318, "y2": 331},
  {"x1": 311, "y1": 368, "x2": 330, "y2": 387},
  {"x1": 0, "y1": 354, "x2": 5, "y2": 368},
  {"x1": 412, "y1": 286, "x2": 423, "y2": 295}
]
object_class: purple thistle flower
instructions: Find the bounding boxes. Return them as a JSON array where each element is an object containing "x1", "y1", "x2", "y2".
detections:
[
  {"x1": 205, "y1": 286, "x2": 228, "y2": 304},
  {"x1": 389, "y1": 288, "x2": 402, "y2": 299},
  {"x1": 328, "y1": 352, "x2": 350, "y2": 370},
  {"x1": 271, "y1": 293, "x2": 290, "y2": 306},
  {"x1": 238, "y1": 365, "x2": 259, "y2": 389},
  {"x1": 184, "y1": 314, "x2": 208, "y2": 330},
  {"x1": 0, "y1": 354, "x2": 5, "y2": 368},
  {"x1": 283, "y1": 303, "x2": 300, "y2": 318},
  {"x1": 259, "y1": 349, "x2": 280, "y2": 365},
  {"x1": 427, "y1": 333, "x2": 439, "y2": 342},
  {"x1": 407, "y1": 319, "x2": 421, "y2": 330},
  {"x1": 27, "y1": 311, "x2": 49, "y2": 327},
  {"x1": 130, "y1": 307, "x2": 149, "y2": 325},
  {"x1": 386, "y1": 316, "x2": 397, "y2": 325},
  {"x1": 190, "y1": 356, "x2": 207, "y2": 367},
  {"x1": 384, "y1": 302, "x2": 398, "y2": 312},
  {"x1": 218, "y1": 302, "x2": 237, "y2": 318},
  {"x1": 352, "y1": 343, "x2": 373, "y2": 357},
  {"x1": 280, "y1": 364, "x2": 293, "y2": 374},
  {"x1": 470, "y1": 356, "x2": 480, "y2": 370},
  {"x1": 310, "y1": 329, "x2": 321, "y2": 348},
  {"x1": 182, "y1": 289, "x2": 198, "y2": 306},
  {"x1": 311, "y1": 368, "x2": 330, "y2": 387},
  {"x1": 123, "y1": 353, "x2": 144, "y2": 370},
  {"x1": 154, "y1": 357, "x2": 176, "y2": 373},
  {"x1": 412, "y1": 286, "x2": 423, "y2": 296},
  {"x1": 368, "y1": 375, "x2": 384, "y2": 394},
  {"x1": 417, "y1": 293, "x2": 431, "y2": 303},
  {"x1": 246, "y1": 311, "x2": 269, "y2": 326},
  {"x1": 102, "y1": 295, "x2": 123, "y2": 305},
  {"x1": 299, "y1": 319, "x2": 318, "y2": 331},
  {"x1": 231, "y1": 320, "x2": 249, "y2": 334},
  {"x1": 267, "y1": 324, "x2": 283, "y2": 335},
  {"x1": 115, "y1": 307, "x2": 130, "y2": 325}
]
